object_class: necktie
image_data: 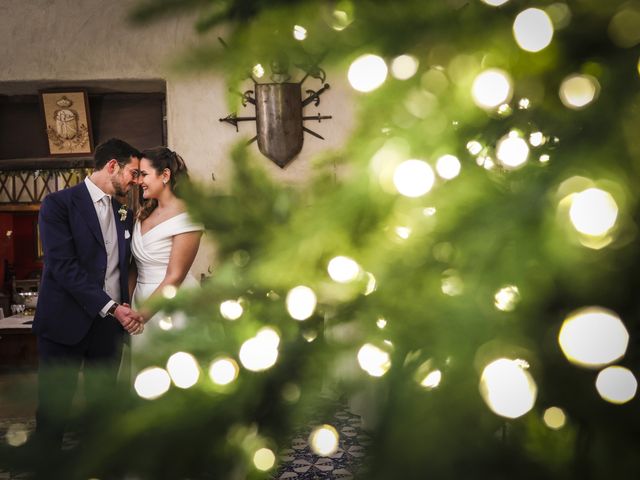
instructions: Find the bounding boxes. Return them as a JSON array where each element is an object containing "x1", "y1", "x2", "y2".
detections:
[
  {"x1": 98, "y1": 195, "x2": 120, "y2": 302},
  {"x1": 99, "y1": 195, "x2": 114, "y2": 245}
]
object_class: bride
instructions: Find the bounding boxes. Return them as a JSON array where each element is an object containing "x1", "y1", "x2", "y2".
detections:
[{"x1": 128, "y1": 146, "x2": 203, "y2": 342}]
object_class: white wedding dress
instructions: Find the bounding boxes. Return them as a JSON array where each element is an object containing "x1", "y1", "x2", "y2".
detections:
[{"x1": 130, "y1": 212, "x2": 203, "y2": 353}]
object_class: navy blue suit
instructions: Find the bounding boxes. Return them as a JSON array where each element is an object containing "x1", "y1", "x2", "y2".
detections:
[{"x1": 33, "y1": 181, "x2": 134, "y2": 449}]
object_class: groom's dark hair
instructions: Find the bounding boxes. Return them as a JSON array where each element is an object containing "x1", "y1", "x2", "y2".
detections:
[{"x1": 94, "y1": 138, "x2": 141, "y2": 170}]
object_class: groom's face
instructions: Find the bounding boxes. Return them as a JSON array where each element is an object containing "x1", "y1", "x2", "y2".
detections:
[{"x1": 112, "y1": 156, "x2": 140, "y2": 197}]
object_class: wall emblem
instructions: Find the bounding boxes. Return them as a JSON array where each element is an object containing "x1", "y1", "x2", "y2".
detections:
[{"x1": 220, "y1": 59, "x2": 332, "y2": 168}]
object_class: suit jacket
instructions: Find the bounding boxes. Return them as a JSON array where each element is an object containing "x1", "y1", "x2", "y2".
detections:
[{"x1": 33, "y1": 182, "x2": 134, "y2": 346}]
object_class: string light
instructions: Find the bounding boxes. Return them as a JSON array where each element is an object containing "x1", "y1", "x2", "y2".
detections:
[
  {"x1": 480, "y1": 358, "x2": 537, "y2": 419},
  {"x1": 559, "y1": 74, "x2": 600, "y2": 109},
  {"x1": 558, "y1": 307, "x2": 629, "y2": 368},
  {"x1": 494, "y1": 285, "x2": 520, "y2": 312},
  {"x1": 166, "y1": 351, "x2": 200, "y2": 389},
  {"x1": 435, "y1": 154, "x2": 461, "y2": 180},
  {"x1": 208, "y1": 357, "x2": 239, "y2": 385},
  {"x1": 481, "y1": 0, "x2": 510, "y2": 6},
  {"x1": 328, "y1": 256, "x2": 361, "y2": 283},
  {"x1": 348, "y1": 54, "x2": 388, "y2": 92},
  {"x1": 466, "y1": 140, "x2": 483, "y2": 155},
  {"x1": 543, "y1": 407, "x2": 566, "y2": 430},
  {"x1": 394, "y1": 226, "x2": 412, "y2": 240},
  {"x1": 420, "y1": 369, "x2": 442, "y2": 389},
  {"x1": 253, "y1": 448, "x2": 276, "y2": 471},
  {"x1": 358, "y1": 343, "x2": 391, "y2": 377},
  {"x1": 472, "y1": 69, "x2": 513, "y2": 109},
  {"x1": 293, "y1": 25, "x2": 307, "y2": 41},
  {"x1": 162, "y1": 285, "x2": 177, "y2": 299},
  {"x1": 569, "y1": 188, "x2": 618, "y2": 236},
  {"x1": 239, "y1": 328, "x2": 280, "y2": 372},
  {"x1": 252, "y1": 64, "x2": 265, "y2": 78},
  {"x1": 393, "y1": 159, "x2": 435, "y2": 197},
  {"x1": 595, "y1": 366, "x2": 637, "y2": 404},
  {"x1": 220, "y1": 300, "x2": 243, "y2": 320},
  {"x1": 496, "y1": 132, "x2": 529, "y2": 169},
  {"x1": 286, "y1": 285, "x2": 317, "y2": 320},
  {"x1": 134, "y1": 367, "x2": 171, "y2": 400},
  {"x1": 309, "y1": 425, "x2": 340, "y2": 456},
  {"x1": 391, "y1": 54, "x2": 419, "y2": 80},
  {"x1": 513, "y1": 8, "x2": 554, "y2": 52}
]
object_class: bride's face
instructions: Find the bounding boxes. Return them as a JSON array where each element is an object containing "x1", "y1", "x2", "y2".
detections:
[{"x1": 138, "y1": 158, "x2": 165, "y2": 200}]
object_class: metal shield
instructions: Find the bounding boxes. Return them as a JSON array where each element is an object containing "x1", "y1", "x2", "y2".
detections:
[{"x1": 255, "y1": 82, "x2": 303, "y2": 168}]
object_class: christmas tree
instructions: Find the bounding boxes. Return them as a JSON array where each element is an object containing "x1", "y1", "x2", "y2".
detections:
[{"x1": 4, "y1": 0, "x2": 640, "y2": 478}]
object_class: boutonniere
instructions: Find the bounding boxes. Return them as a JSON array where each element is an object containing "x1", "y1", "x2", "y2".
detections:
[{"x1": 118, "y1": 205, "x2": 128, "y2": 222}]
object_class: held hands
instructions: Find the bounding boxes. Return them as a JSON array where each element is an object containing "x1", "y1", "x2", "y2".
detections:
[{"x1": 114, "y1": 303, "x2": 145, "y2": 335}]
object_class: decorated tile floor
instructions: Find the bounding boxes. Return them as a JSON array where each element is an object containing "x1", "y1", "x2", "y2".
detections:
[
  {"x1": 271, "y1": 407, "x2": 370, "y2": 480},
  {"x1": 1, "y1": 407, "x2": 370, "y2": 479}
]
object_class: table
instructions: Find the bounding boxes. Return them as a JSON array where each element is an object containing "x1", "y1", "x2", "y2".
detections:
[{"x1": 0, "y1": 314, "x2": 37, "y2": 369}]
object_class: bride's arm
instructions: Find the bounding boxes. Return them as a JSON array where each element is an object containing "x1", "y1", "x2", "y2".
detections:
[
  {"x1": 128, "y1": 260, "x2": 138, "y2": 300},
  {"x1": 142, "y1": 231, "x2": 203, "y2": 321}
]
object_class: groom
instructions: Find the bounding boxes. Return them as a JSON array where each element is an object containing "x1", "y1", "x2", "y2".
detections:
[{"x1": 32, "y1": 138, "x2": 144, "y2": 453}]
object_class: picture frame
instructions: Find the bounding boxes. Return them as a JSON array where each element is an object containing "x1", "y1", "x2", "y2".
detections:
[{"x1": 40, "y1": 90, "x2": 94, "y2": 156}]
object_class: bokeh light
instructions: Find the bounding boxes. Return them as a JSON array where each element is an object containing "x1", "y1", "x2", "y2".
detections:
[
  {"x1": 309, "y1": 425, "x2": 340, "y2": 456},
  {"x1": 5, "y1": 423, "x2": 28, "y2": 447},
  {"x1": 328, "y1": 255, "x2": 360, "y2": 283},
  {"x1": 286, "y1": 285, "x2": 317, "y2": 321},
  {"x1": 239, "y1": 329, "x2": 280, "y2": 372},
  {"x1": 134, "y1": 367, "x2": 171, "y2": 400},
  {"x1": 166, "y1": 351, "x2": 200, "y2": 389},
  {"x1": 481, "y1": 0, "x2": 510, "y2": 6},
  {"x1": 496, "y1": 132, "x2": 529, "y2": 169},
  {"x1": 596, "y1": 366, "x2": 638, "y2": 404},
  {"x1": 472, "y1": 69, "x2": 513, "y2": 109},
  {"x1": 208, "y1": 357, "x2": 239, "y2": 385},
  {"x1": 348, "y1": 54, "x2": 388, "y2": 92},
  {"x1": 162, "y1": 285, "x2": 177, "y2": 299},
  {"x1": 494, "y1": 285, "x2": 520, "y2": 312},
  {"x1": 513, "y1": 8, "x2": 554, "y2": 52},
  {"x1": 608, "y1": 7, "x2": 640, "y2": 48},
  {"x1": 420, "y1": 369, "x2": 442, "y2": 389},
  {"x1": 393, "y1": 159, "x2": 435, "y2": 197},
  {"x1": 543, "y1": 407, "x2": 566, "y2": 430},
  {"x1": 330, "y1": 8, "x2": 353, "y2": 31},
  {"x1": 293, "y1": 25, "x2": 307, "y2": 41},
  {"x1": 395, "y1": 226, "x2": 412, "y2": 240},
  {"x1": 252, "y1": 64, "x2": 265, "y2": 78},
  {"x1": 253, "y1": 447, "x2": 276, "y2": 471},
  {"x1": 364, "y1": 272, "x2": 377, "y2": 295},
  {"x1": 569, "y1": 188, "x2": 618, "y2": 236},
  {"x1": 480, "y1": 358, "x2": 537, "y2": 419},
  {"x1": 559, "y1": 74, "x2": 600, "y2": 109},
  {"x1": 466, "y1": 140, "x2": 483, "y2": 155},
  {"x1": 220, "y1": 300, "x2": 243, "y2": 320},
  {"x1": 435, "y1": 154, "x2": 461, "y2": 180},
  {"x1": 391, "y1": 54, "x2": 419, "y2": 80},
  {"x1": 558, "y1": 307, "x2": 629, "y2": 368},
  {"x1": 357, "y1": 343, "x2": 391, "y2": 377},
  {"x1": 376, "y1": 317, "x2": 387, "y2": 329},
  {"x1": 529, "y1": 131, "x2": 545, "y2": 146}
]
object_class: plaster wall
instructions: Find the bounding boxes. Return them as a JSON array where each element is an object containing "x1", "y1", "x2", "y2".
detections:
[{"x1": 0, "y1": 0, "x2": 356, "y2": 275}]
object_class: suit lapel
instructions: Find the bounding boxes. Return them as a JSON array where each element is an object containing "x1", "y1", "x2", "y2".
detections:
[{"x1": 73, "y1": 183, "x2": 105, "y2": 248}]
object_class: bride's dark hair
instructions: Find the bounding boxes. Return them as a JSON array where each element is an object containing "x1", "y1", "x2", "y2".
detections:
[{"x1": 137, "y1": 146, "x2": 189, "y2": 221}]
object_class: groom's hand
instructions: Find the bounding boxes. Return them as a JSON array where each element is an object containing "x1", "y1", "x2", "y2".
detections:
[{"x1": 113, "y1": 303, "x2": 145, "y2": 334}]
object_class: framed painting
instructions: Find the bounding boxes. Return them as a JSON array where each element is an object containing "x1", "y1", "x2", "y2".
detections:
[{"x1": 40, "y1": 90, "x2": 94, "y2": 156}]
